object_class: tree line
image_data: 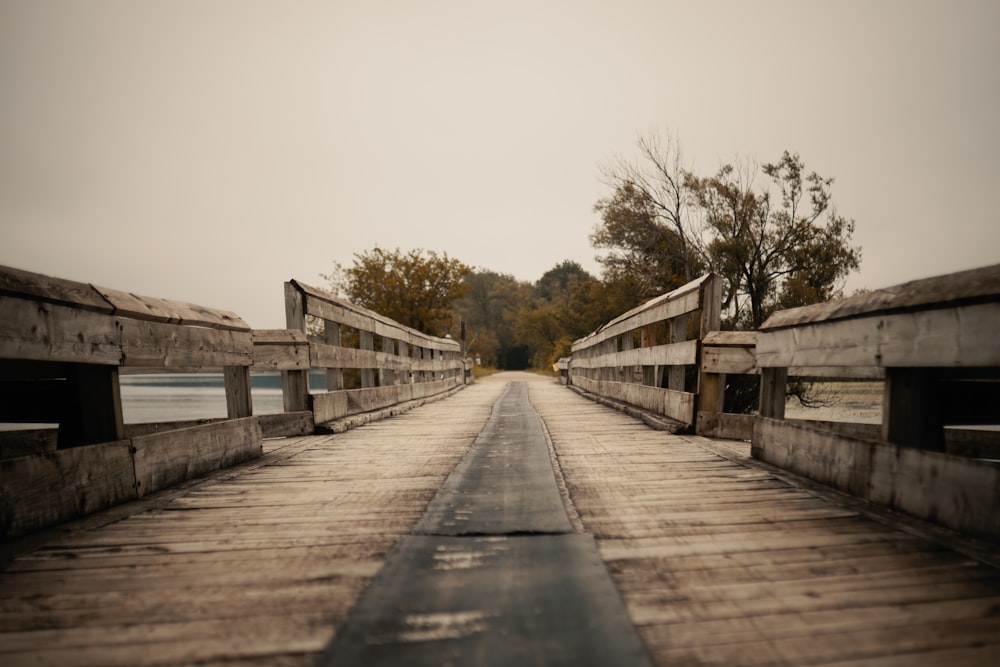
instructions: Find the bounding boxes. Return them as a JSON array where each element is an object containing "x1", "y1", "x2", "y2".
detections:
[{"x1": 327, "y1": 130, "x2": 860, "y2": 372}]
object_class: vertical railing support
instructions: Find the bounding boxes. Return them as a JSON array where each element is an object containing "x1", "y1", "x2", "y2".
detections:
[
  {"x1": 696, "y1": 275, "x2": 723, "y2": 412},
  {"x1": 282, "y1": 282, "x2": 310, "y2": 412},
  {"x1": 224, "y1": 366, "x2": 253, "y2": 418}
]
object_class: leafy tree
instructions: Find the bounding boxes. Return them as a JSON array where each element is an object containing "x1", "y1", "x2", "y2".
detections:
[
  {"x1": 595, "y1": 130, "x2": 703, "y2": 290},
  {"x1": 687, "y1": 151, "x2": 861, "y2": 328},
  {"x1": 591, "y1": 182, "x2": 703, "y2": 301},
  {"x1": 454, "y1": 270, "x2": 530, "y2": 368},
  {"x1": 325, "y1": 247, "x2": 472, "y2": 336},
  {"x1": 534, "y1": 260, "x2": 591, "y2": 301},
  {"x1": 513, "y1": 262, "x2": 625, "y2": 369}
]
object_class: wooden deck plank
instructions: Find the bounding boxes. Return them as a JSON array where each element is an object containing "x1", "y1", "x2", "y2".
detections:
[
  {"x1": 526, "y1": 376, "x2": 1000, "y2": 667},
  {"x1": 5, "y1": 372, "x2": 1000, "y2": 666},
  {"x1": 0, "y1": 378, "x2": 507, "y2": 667}
]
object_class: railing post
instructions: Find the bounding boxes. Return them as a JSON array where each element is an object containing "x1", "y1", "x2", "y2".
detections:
[
  {"x1": 668, "y1": 315, "x2": 687, "y2": 391},
  {"x1": 759, "y1": 367, "x2": 787, "y2": 419},
  {"x1": 224, "y1": 366, "x2": 253, "y2": 418},
  {"x1": 380, "y1": 336, "x2": 395, "y2": 386},
  {"x1": 640, "y1": 324, "x2": 658, "y2": 387},
  {"x1": 360, "y1": 329, "x2": 375, "y2": 388},
  {"x1": 282, "y1": 282, "x2": 310, "y2": 412},
  {"x1": 882, "y1": 368, "x2": 945, "y2": 451},
  {"x1": 696, "y1": 275, "x2": 723, "y2": 412},
  {"x1": 622, "y1": 330, "x2": 635, "y2": 383},
  {"x1": 325, "y1": 320, "x2": 343, "y2": 390}
]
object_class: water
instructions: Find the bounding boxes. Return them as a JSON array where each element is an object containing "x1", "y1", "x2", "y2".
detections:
[{"x1": 119, "y1": 371, "x2": 327, "y2": 423}]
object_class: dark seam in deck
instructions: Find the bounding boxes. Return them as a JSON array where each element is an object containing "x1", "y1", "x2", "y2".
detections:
[{"x1": 317, "y1": 381, "x2": 652, "y2": 666}]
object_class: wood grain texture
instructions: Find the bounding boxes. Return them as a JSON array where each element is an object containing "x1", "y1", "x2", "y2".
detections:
[
  {"x1": 0, "y1": 297, "x2": 121, "y2": 365},
  {"x1": 132, "y1": 417, "x2": 263, "y2": 496},
  {"x1": 761, "y1": 262, "x2": 1000, "y2": 330},
  {"x1": 0, "y1": 265, "x2": 113, "y2": 314},
  {"x1": 93, "y1": 285, "x2": 248, "y2": 331},
  {"x1": 527, "y1": 376, "x2": 1000, "y2": 667},
  {"x1": 0, "y1": 378, "x2": 508, "y2": 666},
  {"x1": 756, "y1": 301, "x2": 1000, "y2": 369},
  {"x1": 1, "y1": 442, "x2": 137, "y2": 539}
]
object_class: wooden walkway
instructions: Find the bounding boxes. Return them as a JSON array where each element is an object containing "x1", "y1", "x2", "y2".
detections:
[{"x1": 3, "y1": 373, "x2": 1000, "y2": 665}]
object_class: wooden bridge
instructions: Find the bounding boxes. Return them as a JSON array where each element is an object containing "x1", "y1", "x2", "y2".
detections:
[{"x1": 2, "y1": 263, "x2": 999, "y2": 665}]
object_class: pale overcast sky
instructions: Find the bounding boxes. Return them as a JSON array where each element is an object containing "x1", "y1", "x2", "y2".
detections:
[{"x1": 2, "y1": 0, "x2": 998, "y2": 329}]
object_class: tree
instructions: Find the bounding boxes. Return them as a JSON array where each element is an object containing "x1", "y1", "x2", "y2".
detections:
[
  {"x1": 325, "y1": 247, "x2": 472, "y2": 336},
  {"x1": 512, "y1": 261, "x2": 626, "y2": 369},
  {"x1": 595, "y1": 129, "x2": 703, "y2": 289},
  {"x1": 454, "y1": 270, "x2": 530, "y2": 368},
  {"x1": 687, "y1": 151, "x2": 861, "y2": 328},
  {"x1": 591, "y1": 182, "x2": 703, "y2": 301}
]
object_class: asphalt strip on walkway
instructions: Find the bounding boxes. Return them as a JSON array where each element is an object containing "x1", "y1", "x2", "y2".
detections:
[{"x1": 318, "y1": 381, "x2": 652, "y2": 666}]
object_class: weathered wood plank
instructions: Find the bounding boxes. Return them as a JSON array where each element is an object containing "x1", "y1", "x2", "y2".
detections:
[
  {"x1": 754, "y1": 417, "x2": 1000, "y2": 541},
  {"x1": 0, "y1": 265, "x2": 113, "y2": 314},
  {"x1": 224, "y1": 365, "x2": 253, "y2": 419},
  {"x1": 252, "y1": 329, "x2": 309, "y2": 370},
  {"x1": 756, "y1": 301, "x2": 1000, "y2": 369},
  {"x1": 758, "y1": 367, "x2": 787, "y2": 419},
  {"x1": 702, "y1": 330, "x2": 758, "y2": 347},
  {"x1": 0, "y1": 441, "x2": 137, "y2": 539},
  {"x1": 293, "y1": 280, "x2": 460, "y2": 353},
  {"x1": 527, "y1": 376, "x2": 1000, "y2": 667},
  {"x1": 310, "y1": 343, "x2": 382, "y2": 370},
  {"x1": 761, "y1": 262, "x2": 1000, "y2": 329},
  {"x1": 0, "y1": 376, "x2": 505, "y2": 666},
  {"x1": 94, "y1": 285, "x2": 249, "y2": 331},
  {"x1": 697, "y1": 411, "x2": 754, "y2": 440},
  {"x1": 573, "y1": 288, "x2": 703, "y2": 351},
  {"x1": 118, "y1": 319, "x2": 252, "y2": 368},
  {"x1": 132, "y1": 417, "x2": 262, "y2": 497},
  {"x1": 0, "y1": 297, "x2": 121, "y2": 365},
  {"x1": 570, "y1": 339, "x2": 698, "y2": 370},
  {"x1": 571, "y1": 376, "x2": 695, "y2": 425},
  {"x1": 702, "y1": 343, "x2": 756, "y2": 374},
  {"x1": 257, "y1": 411, "x2": 314, "y2": 438}
]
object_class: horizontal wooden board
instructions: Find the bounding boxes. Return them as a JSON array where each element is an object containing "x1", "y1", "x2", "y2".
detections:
[
  {"x1": 0, "y1": 441, "x2": 137, "y2": 539},
  {"x1": 293, "y1": 281, "x2": 459, "y2": 353},
  {"x1": 119, "y1": 319, "x2": 253, "y2": 368},
  {"x1": 702, "y1": 330, "x2": 758, "y2": 346},
  {"x1": 756, "y1": 301, "x2": 1000, "y2": 369},
  {"x1": 252, "y1": 330, "x2": 309, "y2": 370},
  {"x1": 573, "y1": 274, "x2": 711, "y2": 349},
  {"x1": 754, "y1": 417, "x2": 1000, "y2": 541},
  {"x1": 258, "y1": 411, "x2": 314, "y2": 438},
  {"x1": 0, "y1": 265, "x2": 113, "y2": 313},
  {"x1": 94, "y1": 285, "x2": 248, "y2": 331},
  {"x1": 0, "y1": 297, "x2": 121, "y2": 365},
  {"x1": 697, "y1": 411, "x2": 754, "y2": 440},
  {"x1": 702, "y1": 344, "x2": 756, "y2": 374},
  {"x1": 570, "y1": 376, "x2": 695, "y2": 425},
  {"x1": 132, "y1": 417, "x2": 262, "y2": 497},
  {"x1": 573, "y1": 288, "x2": 703, "y2": 352},
  {"x1": 762, "y1": 262, "x2": 1000, "y2": 329},
  {"x1": 572, "y1": 339, "x2": 698, "y2": 370}
]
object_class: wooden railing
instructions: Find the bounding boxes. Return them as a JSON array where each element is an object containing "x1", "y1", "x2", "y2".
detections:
[
  {"x1": 259, "y1": 280, "x2": 468, "y2": 430},
  {"x1": 751, "y1": 263, "x2": 1000, "y2": 541},
  {"x1": 0, "y1": 265, "x2": 261, "y2": 538},
  {"x1": 568, "y1": 274, "x2": 721, "y2": 428},
  {"x1": 0, "y1": 267, "x2": 470, "y2": 539}
]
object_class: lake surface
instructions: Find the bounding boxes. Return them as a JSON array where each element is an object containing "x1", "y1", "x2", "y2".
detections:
[{"x1": 119, "y1": 372, "x2": 326, "y2": 423}]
